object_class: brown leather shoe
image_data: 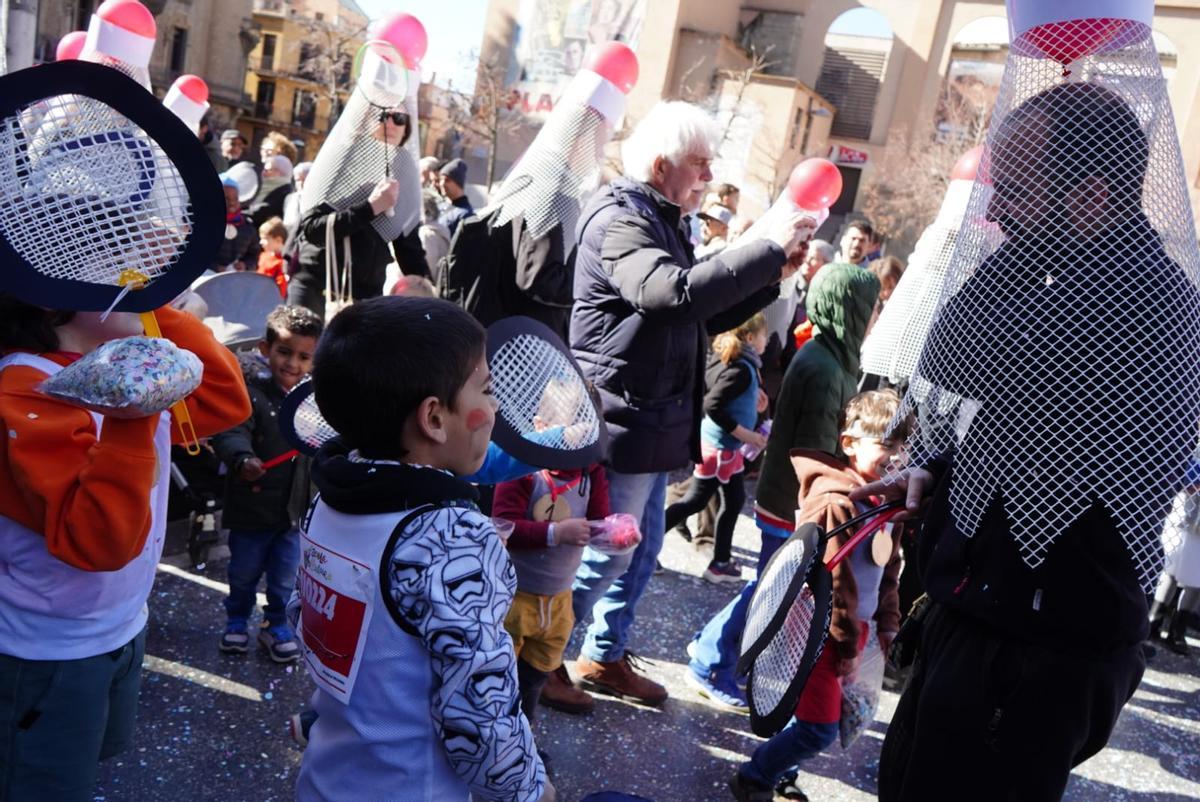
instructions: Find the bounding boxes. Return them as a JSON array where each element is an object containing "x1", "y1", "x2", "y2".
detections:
[
  {"x1": 574, "y1": 652, "x2": 668, "y2": 706},
  {"x1": 539, "y1": 664, "x2": 594, "y2": 714}
]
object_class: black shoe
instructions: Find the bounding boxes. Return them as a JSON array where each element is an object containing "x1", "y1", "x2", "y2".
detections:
[
  {"x1": 728, "y1": 772, "x2": 773, "y2": 802},
  {"x1": 775, "y1": 773, "x2": 811, "y2": 802},
  {"x1": 654, "y1": 560, "x2": 665, "y2": 575},
  {"x1": 1165, "y1": 613, "x2": 1191, "y2": 656},
  {"x1": 673, "y1": 522, "x2": 693, "y2": 542}
]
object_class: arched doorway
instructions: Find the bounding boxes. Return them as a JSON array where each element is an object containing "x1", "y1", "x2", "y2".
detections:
[{"x1": 815, "y1": 8, "x2": 895, "y2": 142}]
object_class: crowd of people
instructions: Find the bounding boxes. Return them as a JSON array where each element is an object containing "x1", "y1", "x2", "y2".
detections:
[{"x1": 2, "y1": 5, "x2": 1199, "y2": 802}]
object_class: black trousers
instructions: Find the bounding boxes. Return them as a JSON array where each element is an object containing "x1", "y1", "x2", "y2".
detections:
[
  {"x1": 879, "y1": 604, "x2": 1144, "y2": 802},
  {"x1": 664, "y1": 474, "x2": 746, "y2": 564}
]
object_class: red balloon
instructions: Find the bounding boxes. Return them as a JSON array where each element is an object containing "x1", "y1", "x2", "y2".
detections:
[
  {"x1": 373, "y1": 13, "x2": 428, "y2": 69},
  {"x1": 585, "y1": 42, "x2": 639, "y2": 94},
  {"x1": 1024, "y1": 18, "x2": 1128, "y2": 66},
  {"x1": 174, "y1": 75, "x2": 209, "y2": 104},
  {"x1": 95, "y1": 0, "x2": 156, "y2": 38},
  {"x1": 55, "y1": 30, "x2": 87, "y2": 61},
  {"x1": 951, "y1": 145, "x2": 984, "y2": 182},
  {"x1": 787, "y1": 158, "x2": 843, "y2": 211}
]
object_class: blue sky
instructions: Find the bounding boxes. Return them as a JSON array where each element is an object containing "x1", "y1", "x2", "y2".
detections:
[
  {"x1": 354, "y1": 0, "x2": 488, "y2": 90},
  {"x1": 828, "y1": 7, "x2": 894, "y2": 39}
]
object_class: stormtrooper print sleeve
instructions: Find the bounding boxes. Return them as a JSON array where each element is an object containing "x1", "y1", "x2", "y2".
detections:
[{"x1": 386, "y1": 506, "x2": 547, "y2": 802}]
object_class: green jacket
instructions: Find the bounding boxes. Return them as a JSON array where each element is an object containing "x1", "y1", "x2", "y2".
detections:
[{"x1": 755, "y1": 262, "x2": 880, "y2": 522}]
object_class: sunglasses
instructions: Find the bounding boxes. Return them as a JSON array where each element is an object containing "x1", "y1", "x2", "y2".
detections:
[{"x1": 381, "y1": 111, "x2": 409, "y2": 127}]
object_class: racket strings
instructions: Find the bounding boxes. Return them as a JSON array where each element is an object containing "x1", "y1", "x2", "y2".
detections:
[
  {"x1": 0, "y1": 95, "x2": 193, "y2": 288},
  {"x1": 293, "y1": 392, "x2": 339, "y2": 451},
  {"x1": 489, "y1": 333, "x2": 601, "y2": 451}
]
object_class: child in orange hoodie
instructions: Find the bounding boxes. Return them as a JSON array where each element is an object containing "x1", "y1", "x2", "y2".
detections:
[
  {"x1": 731, "y1": 389, "x2": 904, "y2": 802},
  {"x1": 257, "y1": 216, "x2": 290, "y2": 298},
  {"x1": 0, "y1": 294, "x2": 250, "y2": 801}
]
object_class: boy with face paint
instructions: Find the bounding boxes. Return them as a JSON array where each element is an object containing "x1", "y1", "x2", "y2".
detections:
[{"x1": 292, "y1": 297, "x2": 553, "y2": 802}]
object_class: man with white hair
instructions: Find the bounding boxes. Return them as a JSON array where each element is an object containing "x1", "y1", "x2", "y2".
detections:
[{"x1": 561, "y1": 101, "x2": 813, "y2": 705}]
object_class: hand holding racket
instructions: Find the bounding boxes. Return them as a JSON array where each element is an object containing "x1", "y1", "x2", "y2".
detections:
[
  {"x1": 849, "y1": 467, "x2": 936, "y2": 519},
  {"x1": 738, "y1": 500, "x2": 904, "y2": 737}
]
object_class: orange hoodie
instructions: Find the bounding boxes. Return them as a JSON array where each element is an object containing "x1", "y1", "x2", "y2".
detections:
[
  {"x1": 791, "y1": 448, "x2": 903, "y2": 659},
  {"x1": 0, "y1": 306, "x2": 251, "y2": 572}
]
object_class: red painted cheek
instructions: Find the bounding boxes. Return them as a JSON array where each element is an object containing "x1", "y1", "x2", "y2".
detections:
[{"x1": 466, "y1": 407, "x2": 491, "y2": 431}]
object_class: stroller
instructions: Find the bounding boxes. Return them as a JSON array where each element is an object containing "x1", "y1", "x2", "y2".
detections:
[{"x1": 169, "y1": 272, "x2": 284, "y2": 566}]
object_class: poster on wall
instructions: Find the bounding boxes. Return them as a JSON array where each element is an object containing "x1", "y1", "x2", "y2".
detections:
[{"x1": 509, "y1": 0, "x2": 647, "y2": 116}]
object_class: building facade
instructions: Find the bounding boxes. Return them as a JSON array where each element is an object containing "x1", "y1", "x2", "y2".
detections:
[{"x1": 239, "y1": 0, "x2": 369, "y2": 164}]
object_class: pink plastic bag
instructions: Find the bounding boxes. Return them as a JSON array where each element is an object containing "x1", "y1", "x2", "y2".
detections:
[{"x1": 587, "y1": 513, "x2": 642, "y2": 555}]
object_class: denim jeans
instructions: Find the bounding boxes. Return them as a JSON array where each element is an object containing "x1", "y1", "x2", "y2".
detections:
[
  {"x1": 225, "y1": 527, "x2": 300, "y2": 627},
  {"x1": 739, "y1": 718, "x2": 839, "y2": 788},
  {"x1": 572, "y1": 470, "x2": 668, "y2": 663},
  {"x1": 688, "y1": 521, "x2": 787, "y2": 681},
  {"x1": 0, "y1": 628, "x2": 146, "y2": 802}
]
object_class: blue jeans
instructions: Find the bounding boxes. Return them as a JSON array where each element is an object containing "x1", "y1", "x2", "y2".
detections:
[
  {"x1": 740, "y1": 718, "x2": 839, "y2": 788},
  {"x1": 688, "y1": 522, "x2": 787, "y2": 681},
  {"x1": 0, "y1": 628, "x2": 146, "y2": 801},
  {"x1": 225, "y1": 527, "x2": 300, "y2": 627},
  {"x1": 572, "y1": 470, "x2": 667, "y2": 663}
]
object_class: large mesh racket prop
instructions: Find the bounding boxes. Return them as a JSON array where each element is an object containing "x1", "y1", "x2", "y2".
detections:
[
  {"x1": 278, "y1": 317, "x2": 609, "y2": 471},
  {"x1": 486, "y1": 316, "x2": 608, "y2": 471},
  {"x1": 0, "y1": 60, "x2": 225, "y2": 452},
  {"x1": 738, "y1": 501, "x2": 903, "y2": 737},
  {"x1": 897, "y1": 0, "x2": 1200, "y2": 593}
]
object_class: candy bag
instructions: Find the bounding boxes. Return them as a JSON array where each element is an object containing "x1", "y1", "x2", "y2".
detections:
[
  {"x1": 587, "y1": 513, "x2": 642, "y2": 555},
  {"x1": 40, "y1": 336, "x2": 203, "y2": 418},
  {"x1": 840, "y1": 624, "x2": 886, "y2": 748}
]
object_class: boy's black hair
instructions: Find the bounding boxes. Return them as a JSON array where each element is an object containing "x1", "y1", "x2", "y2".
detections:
[
  {"x1": 312, "y1": 296, "x2": 486, "y2": 460},
  {"x1": 0, "y1": 293, "x2": 74, "y2": 353},
  {"x1": 265, "y1": 305, "x2": 324, "y2": 345}
]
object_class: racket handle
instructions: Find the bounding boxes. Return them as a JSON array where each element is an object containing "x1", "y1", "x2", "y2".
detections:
[
  {"x1": 825, "y1": 508, "x2": 902, "y2": 570},
  {"x1": 261, "y1": 450, "x2": 299, "y2": 470},
  {"x1": 139, "y1": 310, "x2": 203, "y2": 456}
]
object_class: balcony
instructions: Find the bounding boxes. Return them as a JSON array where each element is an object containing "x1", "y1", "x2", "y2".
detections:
[{"x1": 253, "y1": 0, "x2": 285, "y2": 14}]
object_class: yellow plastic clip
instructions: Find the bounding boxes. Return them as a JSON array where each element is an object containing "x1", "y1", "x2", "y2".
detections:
[{"x1": 118, "y1": 271, "x2": 202, "y2": 455}]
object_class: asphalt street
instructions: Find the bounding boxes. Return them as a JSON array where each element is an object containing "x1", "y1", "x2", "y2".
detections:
[{"x1": 95, "y1": 504, "x2": 1200, "y2": 802}]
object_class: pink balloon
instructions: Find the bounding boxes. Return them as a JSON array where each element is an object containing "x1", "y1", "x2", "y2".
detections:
[
  {"x1": 55, "y1": 30, "x2": 87, "y2": 61},
  {"x1": 585, "y1": 42, "x2": 639, "y2": 94},
  {"x1": 372, "y1": 13, "x2": 427, "y2": 69},
  {"x1": 787, "y1": 158, "x2": 843, "y2": 211},
  {"x1": 174, "y1": 75, "x2": 209, "y2": 104},
  {"x1": 951, "y1": 145, "x2": 984, "y2": 182},
  {"x1": 95, "y1": 0, "x2": 157, "y2": 38}
]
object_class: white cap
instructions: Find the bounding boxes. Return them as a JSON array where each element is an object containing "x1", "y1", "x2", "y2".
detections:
[{"x1": 558, "y1": 68, "x2": 627, "y2": 123}]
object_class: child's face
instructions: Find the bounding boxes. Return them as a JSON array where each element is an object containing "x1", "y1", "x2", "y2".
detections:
[
  {"x1": 443, "y1": 355, "x2": 497, "y2": 475},
  {"x1": 260, "y1": 234, "x2": 285, "y2": 255},
  {"x1": 749, "y1": 328, "x2": 768, "y2": 355},
  {"x1": 258, "y1": 329, "x2": 317, "y2": 392},
  {"x1": 223, "y1": 186, "x2": 240, "y2": 216},
  {"x1": 843, "y1": 434, "x2": 897, "y2": 482}
]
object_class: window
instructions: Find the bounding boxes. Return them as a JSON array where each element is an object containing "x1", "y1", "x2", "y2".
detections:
[
  {"x1": 170, "y1": 27, "x2": 188, "y2": 74},
  {"x1": 816, "y1": 9, "x2": 894, "y2": 141},
  {"x1": 261, "y1": 33, "x2": 277, "y2": 72},
  {"x1": 297, "y1": 42, "x2": 320, "y2": 81},
  {"x1": 254, "y1": 80, "x2": 276, "y2": 119},
  {"x1": 292, "y1": 90, "x2": 317, "y2": 128}
]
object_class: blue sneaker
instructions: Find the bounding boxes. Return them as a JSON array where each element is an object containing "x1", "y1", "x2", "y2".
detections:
[
  {"x1": 259, "y1": 623, "x2": 301, "y2": 663},
  {"x1": 683, "y1": 667, "x2": 748, "y2": 714},
  {"x1": 219, "y1": 618, "x2": 249, "y2": 654}
]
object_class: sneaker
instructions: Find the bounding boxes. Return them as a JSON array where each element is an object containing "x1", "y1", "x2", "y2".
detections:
[
  {"x1": 259, "y1": 623, "x2": 301, "y2": 663},
  {"x1": 654, "y1": 559, "x2": 665, "y2": 575},
  {"x1": 539, "y1": 664, "x2": 594, "y2": 715},
  {"x1": 728, "y1": 772, "x2": 774, "y2": 802},
  {"x1": 289, "y1": 709, "x2": 318, "y2": 748},
  {"x1": 704, "y1": 560, "x2": 743, "y2": 584},
  {"x1": 775, "y1": 774, "x2": 811, "y2": 801},
  {"x1": 219, "y1": 619, "x2": 250, "y2": 654},
  {"x1": 684, "y1": 667, "x2": 748, "y2": 714},
  {"x1": 575, "y1": 652, "x2": 668, "y2": 706}
]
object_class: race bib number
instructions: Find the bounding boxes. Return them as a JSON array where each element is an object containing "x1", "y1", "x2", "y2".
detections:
[{"x1": 298, "y1": 531, "x2": 375, "y2": 704}]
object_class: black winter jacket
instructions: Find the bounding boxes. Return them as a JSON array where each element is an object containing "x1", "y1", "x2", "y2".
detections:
[
  {"x1": 569, "y1": 178, "x2": 786, "y2": 473},
  {"x1": 211, "y1": 361, "x2": 312, "y2": 532}
]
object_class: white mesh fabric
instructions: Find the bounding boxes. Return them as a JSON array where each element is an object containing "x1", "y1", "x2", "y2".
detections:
[
  {"x1": 292, "y1": 391, "x2": 339, "y2": 453},
  {"x1": 486, "y1": 80, "x2": 612, "y2": 260},
  {"x1": 301, "y1": 49, "x2": 420, "y2": 241},
  {"x1": 861, "y1": 178, "x2": 974, "y2": 382},
  {"x1": 0, "y1": 95, "x2": 194, "y2": 288},
  {"x1": 489, "y1": 333, "x2": 601, "y2": 451},
  {"x1": 82, "y1": 51, "x2": 151, "y2": 90},
  {"x1": 898, "y1": 20, "x2": 1200, "y2": 591}
]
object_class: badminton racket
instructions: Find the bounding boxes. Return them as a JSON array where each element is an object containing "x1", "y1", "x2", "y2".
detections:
[
  {"x1": 0, "y1": 60, "x2": 225, "y2": 453},
  {"x1": 738, "y1": 500, "x2": 904, "y2": 737}
]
